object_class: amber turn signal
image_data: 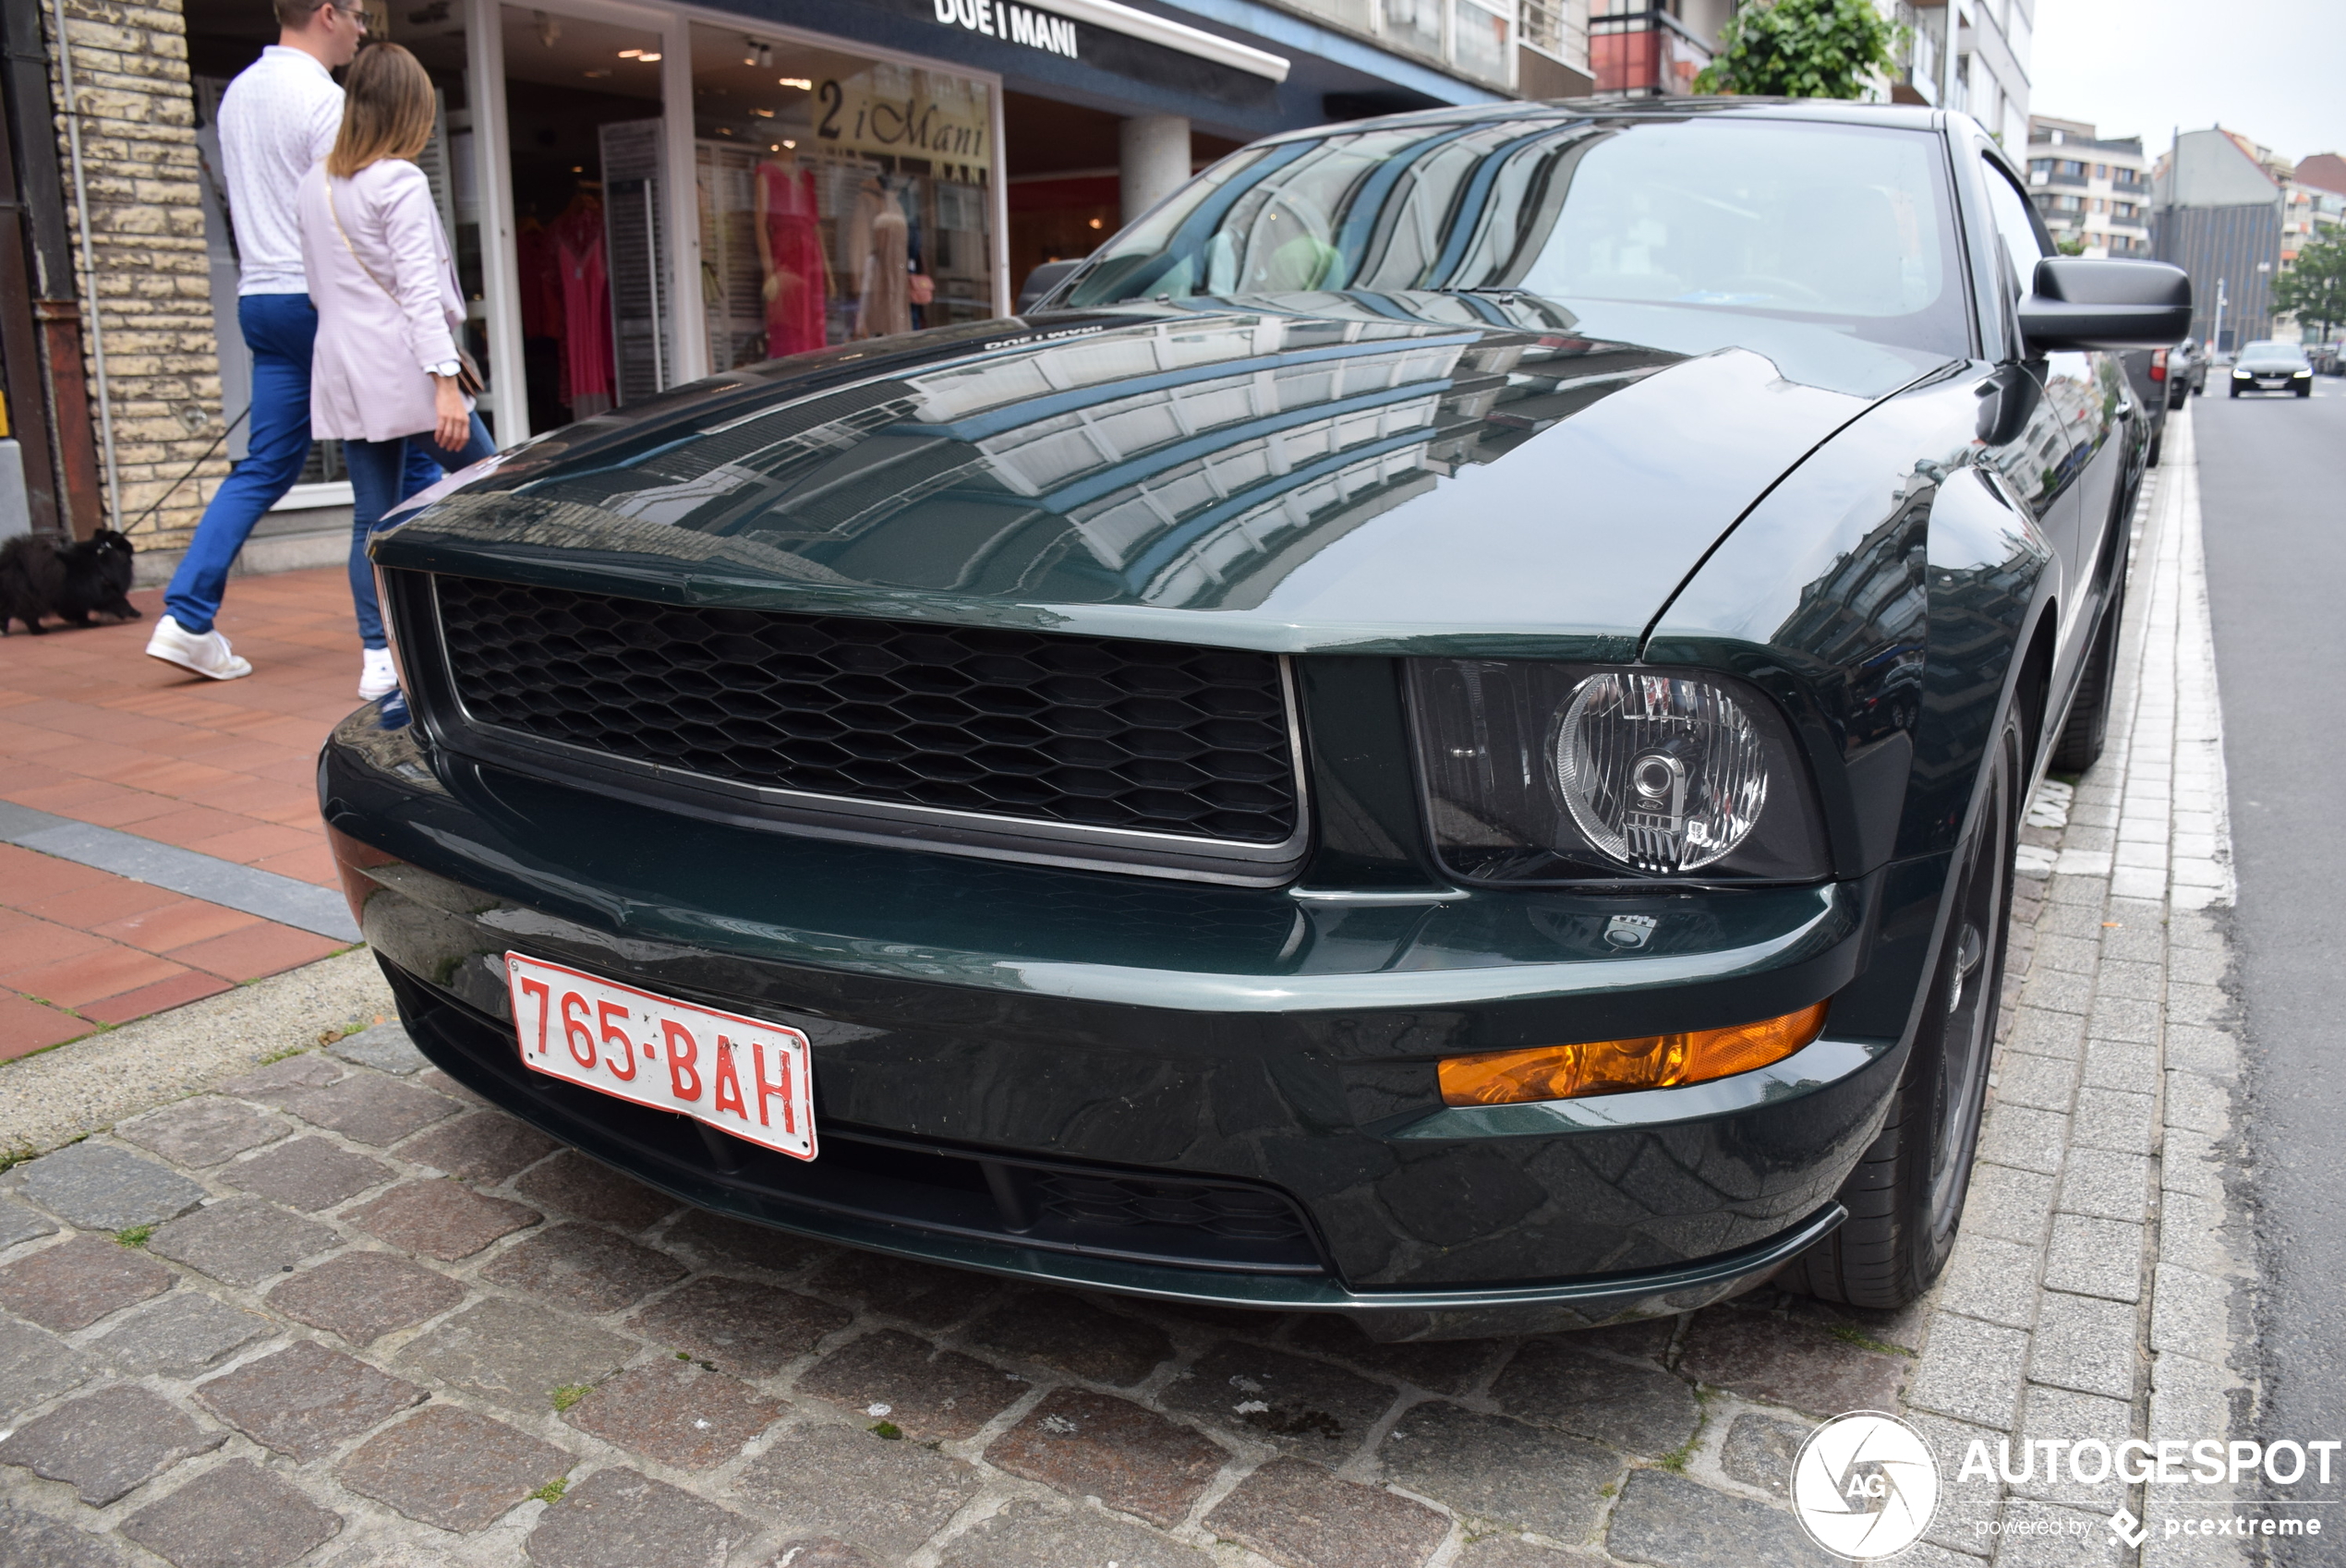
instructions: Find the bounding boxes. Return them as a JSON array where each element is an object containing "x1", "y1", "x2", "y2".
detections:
[{"x1": 1437, "y1": 1000, "x2": 1831, "y2": 1106}]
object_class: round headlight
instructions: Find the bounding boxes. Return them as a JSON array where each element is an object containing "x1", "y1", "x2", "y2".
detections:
[{"x1": 1554, "y1": 672, "x2": 1769, "y2": 873}]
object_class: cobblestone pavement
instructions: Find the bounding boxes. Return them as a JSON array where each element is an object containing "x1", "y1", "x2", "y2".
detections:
[{"x1": 0, "y1": 412, "x2": 2251, "y2": 1568}]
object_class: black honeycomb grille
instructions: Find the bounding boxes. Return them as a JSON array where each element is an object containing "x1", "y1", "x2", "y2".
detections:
[{"x1": 433, "y1": 577, "x2": 1300, "y2": 845}]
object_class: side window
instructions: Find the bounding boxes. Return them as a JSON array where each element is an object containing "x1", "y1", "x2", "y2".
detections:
[{"x1": 1980, "y1": 159, "x2": 2050, "y2": 297}]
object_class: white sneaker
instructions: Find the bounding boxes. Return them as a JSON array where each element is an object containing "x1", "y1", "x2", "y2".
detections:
[
  {"x1": 358, "y1": 647, "x2": 398, "y2": 701},
  {"x1": 145, "y1": 614, "x2": 252, "y2": 681}
]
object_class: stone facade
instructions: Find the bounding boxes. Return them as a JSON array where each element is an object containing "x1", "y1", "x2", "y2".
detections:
[{"x1": 43, "y1": 0, "x2": 226, "y2": 552}]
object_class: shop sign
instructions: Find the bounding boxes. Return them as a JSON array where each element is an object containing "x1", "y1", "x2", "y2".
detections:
[
  {"x1": 930, "y1": 0, "x2": 1080, "y2": 60},
  {"x1": 815, "y1": 69, "x2": 992, "y2": 162}
]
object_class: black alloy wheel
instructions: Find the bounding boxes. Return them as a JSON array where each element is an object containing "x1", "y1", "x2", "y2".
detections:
[{"x1": 1785, "y1": 711, "x2": 2021, "y2": 1309}]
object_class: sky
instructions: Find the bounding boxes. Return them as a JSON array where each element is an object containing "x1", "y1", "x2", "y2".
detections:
[{"x1": 2028, "y1": 0, "x2": 2346, "y2": 164}]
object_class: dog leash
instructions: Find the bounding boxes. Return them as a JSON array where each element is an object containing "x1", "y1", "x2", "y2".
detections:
[{"x1": 117, "y1": 404, "x2": 248, "y2": 537}]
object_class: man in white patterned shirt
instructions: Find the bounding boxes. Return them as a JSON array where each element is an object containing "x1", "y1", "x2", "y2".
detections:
[{"x1": 149, "y1": 0, "x2": 429, "y2": 679}]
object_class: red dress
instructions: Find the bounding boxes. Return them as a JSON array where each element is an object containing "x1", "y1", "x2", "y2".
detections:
[
  {"x1": 758, "y1": 160, "x2": 826, "y2": 356},
  {"x1": 552, "y1": 205, "x2": 612, "y2": 409}
]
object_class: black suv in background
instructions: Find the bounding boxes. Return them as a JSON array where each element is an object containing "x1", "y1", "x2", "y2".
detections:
[
  {"x1": 2166, "y1": 339, "x2": 2208, "y2": 402},
  {"x1": 2119, "y1": 348, "x2": 2174, "y2": 464}
]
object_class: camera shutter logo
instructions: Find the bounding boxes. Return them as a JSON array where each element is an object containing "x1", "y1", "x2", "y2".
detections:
[{"x1": 1791, "y1": 1411, "x2": 1940, "y2": 1560}]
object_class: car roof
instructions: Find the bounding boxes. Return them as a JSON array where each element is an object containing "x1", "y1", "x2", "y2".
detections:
[{"x1": 1265, "y1": 96, "x2": 1947, "y2": 145}]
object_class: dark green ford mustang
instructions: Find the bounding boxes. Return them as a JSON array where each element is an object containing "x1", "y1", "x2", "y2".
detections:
[{"x1": 326, "y1": 101, "x2": 2188, "y2": 1338}]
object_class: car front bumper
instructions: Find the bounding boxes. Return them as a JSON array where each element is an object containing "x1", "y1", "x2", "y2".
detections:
[{"x1": 322, "y1": 702, "x2": 1943, "y2": 1339}]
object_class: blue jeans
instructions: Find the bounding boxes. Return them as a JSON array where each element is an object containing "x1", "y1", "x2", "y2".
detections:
[
  {"x1": 164, "y1": 294, "x2": 438, "y2": 635},
  {"x1": 345, "y1": 411, "x2": 496, "y2": 650}
]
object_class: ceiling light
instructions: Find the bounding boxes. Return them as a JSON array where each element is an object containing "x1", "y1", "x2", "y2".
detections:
[
  {"x1": 639, "y1": 51, "x2": 659, "y2": 60},
  {"x1": 779, "y1": 76, "x2": 811, "y2": 89},
  {"x1": 752, "y1": 107, "x2": 774, "y2": 117},
  {"x1": 583, "y1": 68, "x2": 610, "y2": 77},
  {"x1": 782, "y1": 139, "x2": 796, "y2": 149},
  {"x1": 617, "y1": 47, "x2": 641, "y2": 56}
]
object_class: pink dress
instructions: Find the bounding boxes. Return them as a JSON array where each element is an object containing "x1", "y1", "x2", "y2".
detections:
[{"x1": 758, "y1": 160, "x2": 826, "y2": 356}]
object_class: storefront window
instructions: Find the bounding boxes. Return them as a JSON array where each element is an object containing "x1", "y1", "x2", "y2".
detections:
[
  {"x1": 499, "y1": 6, "x2": 666, "y2": 430},
  {"x1": 691, "y1": 23, "x2": 996, "y2": 371}
]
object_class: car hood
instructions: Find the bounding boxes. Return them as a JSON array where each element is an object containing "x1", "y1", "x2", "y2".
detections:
[{"x1": 377, "y1": 293, "x2": 1952, "y2": 657}]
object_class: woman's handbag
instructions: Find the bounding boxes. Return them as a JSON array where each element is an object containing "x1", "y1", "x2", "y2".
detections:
[{"x1": 328, "y1": 178, "x2": 484, "y2": 395}]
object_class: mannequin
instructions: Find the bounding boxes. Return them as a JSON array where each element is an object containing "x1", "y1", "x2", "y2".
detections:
[
  {"x1": 853, "y1": 175, "x2": 912, "y2": 340},
  {"x1": 755, "y1": 143, "x2": 828, "y2": 356}
]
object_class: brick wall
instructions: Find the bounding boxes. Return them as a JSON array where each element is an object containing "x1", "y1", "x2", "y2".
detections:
[{"x1": 43, "y1": 0, "x2": 227, "y2": 553}]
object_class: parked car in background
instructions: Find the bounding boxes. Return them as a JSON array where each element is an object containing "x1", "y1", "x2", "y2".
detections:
[
  {"x1": 2120, "y1": 347, "x2": 2174, "y2": 464},
  {"x1": 2167, "y1": 338, "x2": 2208, "y2": 401},
  {"x1": 334, "y1": 103, "x2": 2188, "y2": 1336},
  {"x1": 2311, "y1": 341, "x2": 2345, "y2": 376},
  {"x1": 2230, "y1": 340, "x2": 2314, "y2": 395}
]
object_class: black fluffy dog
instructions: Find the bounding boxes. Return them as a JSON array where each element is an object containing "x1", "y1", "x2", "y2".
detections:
[{"x1": 0, "y1": 528, "x2": 139, "y2": 634}]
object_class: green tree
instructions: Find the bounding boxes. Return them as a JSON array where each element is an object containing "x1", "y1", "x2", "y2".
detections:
[
  {"x1": 2272, "y1": 235, "x2": 2346, "y2": 344},
  {"x1": 1692, "y1": 0, "x2": 1905, "y2": 100}
]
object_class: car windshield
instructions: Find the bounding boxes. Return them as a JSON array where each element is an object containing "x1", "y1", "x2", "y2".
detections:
[
  {"x1": 1061, "y1": 115, "x2": 1968, "y2": 357},
  {"x1": 2239, "y1": 343, "x2": 2307, "y2": 366}
]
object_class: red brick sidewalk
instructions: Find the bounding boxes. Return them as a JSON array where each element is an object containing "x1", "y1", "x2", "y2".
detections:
[{"x1": 0, "y1": 567, "x2": 368, "y2": 1059}]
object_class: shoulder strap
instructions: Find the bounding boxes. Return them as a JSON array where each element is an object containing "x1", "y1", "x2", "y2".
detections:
[{"x1": 326, "y1": 176, "x2": 400, "y2": 303}]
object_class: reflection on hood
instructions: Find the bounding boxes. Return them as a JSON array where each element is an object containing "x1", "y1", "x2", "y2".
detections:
[{"x1": 379, "y1": 293, "x2": 1945, "y2": 649}]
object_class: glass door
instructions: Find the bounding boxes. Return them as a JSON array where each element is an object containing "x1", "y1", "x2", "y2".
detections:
[{"x1": 494, "y1": 3, "x2": 671, "y2": 434}]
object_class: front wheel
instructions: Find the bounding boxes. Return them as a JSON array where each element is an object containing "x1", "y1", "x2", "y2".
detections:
[
  {"x1": 2230, "y1": 383, "x2": 2241, "y2": 397},
  {"x1": 2298, "y1": 384, "x2": 2312, "y2": 398},
  {"x1": 1784, "y1": 713, "x2": 2020, "y2": 1309},
  {"x1": 2146, "y1": 428, "x2": 2164, "y2": 467}
]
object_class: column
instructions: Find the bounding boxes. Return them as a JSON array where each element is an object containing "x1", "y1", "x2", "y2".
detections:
[{"x1": 1119, "y1": 115, "x2": 1191, "y2": 228}]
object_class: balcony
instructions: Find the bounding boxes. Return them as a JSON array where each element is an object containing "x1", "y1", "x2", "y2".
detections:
[
  {"x1": 1276, "y1": 0, "x2": 1519, "y2": 89},
  {"x1": 1591, "y1": 2, "x2": 1712, "y2": 96},
  {"x1": 2034, "y1": 168, "x2": 2088, "y2": 190}
]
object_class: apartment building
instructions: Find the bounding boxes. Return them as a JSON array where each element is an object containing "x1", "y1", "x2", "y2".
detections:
[
  {"x1": 1587, "y1": 0, "x2": 1728, "y2": 97},
  {"x1": 2026, "y1": 116, "x2": 2152, "y2": 259},
  {"x1": 1875, "y1": 0, "x2": 2029, "y2": 148}
]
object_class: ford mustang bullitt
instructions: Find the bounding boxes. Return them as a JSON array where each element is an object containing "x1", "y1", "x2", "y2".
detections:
[{"x1": 327, "y1": 100, "x2": 2189, "y2": 1339}]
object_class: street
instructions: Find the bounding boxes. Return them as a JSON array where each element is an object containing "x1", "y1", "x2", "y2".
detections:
[{"x1": 2197, "y1": 377, "x2": 2346, "y2": 1564}]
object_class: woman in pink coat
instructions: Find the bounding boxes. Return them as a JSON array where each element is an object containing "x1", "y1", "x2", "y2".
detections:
[{"x1": 299, "y1": 42, "x2": 493, "y2": 701}]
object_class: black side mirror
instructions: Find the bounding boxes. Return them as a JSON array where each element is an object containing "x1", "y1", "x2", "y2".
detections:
[
  {"x1": 1016, "y1": 259, "x2": 1084, "y2": 315},
  {"x1": 2017, "y1": 257, "x2": 2193, "y2": 353}
]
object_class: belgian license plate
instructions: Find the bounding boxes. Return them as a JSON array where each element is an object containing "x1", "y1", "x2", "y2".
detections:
[{"x1": 503, "y1": 952, "x2": 816, "y2": 1162}]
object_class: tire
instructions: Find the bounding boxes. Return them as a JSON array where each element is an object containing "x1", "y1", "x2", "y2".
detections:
[
  {"x1": 2146, "y1": 428, "x2": 2163, "y2": 467},
  {"x1": 2298, "y1": 384, "x2": 2311, "y2": 398},
  {"x1": 1784, "y1": 712, "x2": 2021, "y2": 1309},
  {"x1": 2229, "y1": 382, "x2": 2241, "y2": 397},
  {"x1": 2050, "y1": 543, "x2": 2128, "y2": 775}
]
